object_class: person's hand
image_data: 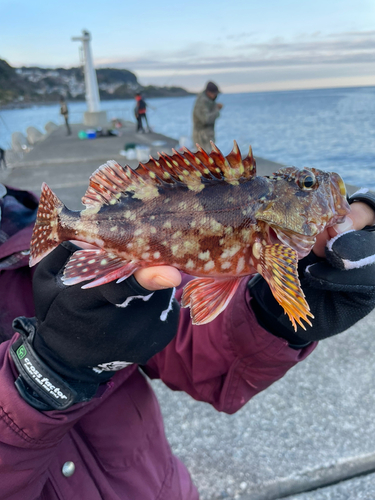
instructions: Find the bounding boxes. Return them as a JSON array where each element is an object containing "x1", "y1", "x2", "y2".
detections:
[
  {"x1": 10, "y1": 242, "x2": 180, "y2": 409},
  {"x1": 134, "y1": 266, "x2": 181, "y2": 290},
  {"x1": 217, "y1": 102, "x2": 224, "y2": 110},
  {"x1": 249, "y1": 194, "x2": 375, "y2": 346},
  {"x1": 313, "y1": 201, "x2": 375, "y2": 257}
]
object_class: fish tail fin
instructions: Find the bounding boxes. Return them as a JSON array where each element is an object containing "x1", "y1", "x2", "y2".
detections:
[{"x1": 29, "y1": 183, "x2": 65, "y2": 266}]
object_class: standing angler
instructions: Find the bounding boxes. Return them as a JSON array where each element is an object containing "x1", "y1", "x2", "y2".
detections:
[
  {"x1": 192, "y1": 82, "x2": 223, "y2": 152},
  {"x1": 29, "y1": 141, "x2": 350, "y2": 330}
]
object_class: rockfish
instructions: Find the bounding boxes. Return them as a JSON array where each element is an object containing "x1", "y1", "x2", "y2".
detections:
[{"x1": 30, "y1": 142, "x2": 350, "y2": 330}]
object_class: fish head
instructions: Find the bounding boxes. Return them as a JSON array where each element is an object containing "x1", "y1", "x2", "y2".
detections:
[{"x1": 256, "y1": 166, "x2": 350, "y2": 258}]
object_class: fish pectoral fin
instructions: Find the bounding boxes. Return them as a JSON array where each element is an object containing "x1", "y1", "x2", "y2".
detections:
[
  {"x1": 260, "y1": 244, "x2": 314, "y2": 331},
  {"x1": 181, "y1": 277, "x2": 242, "y2": 325},
  {"x1": 62, "y1": 249, "x2": 138, "y2": 288}
]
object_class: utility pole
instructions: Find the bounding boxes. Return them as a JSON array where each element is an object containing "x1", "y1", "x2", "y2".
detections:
[{"x1": 72, "y1": 30, "x2": 107, "y2": 127}]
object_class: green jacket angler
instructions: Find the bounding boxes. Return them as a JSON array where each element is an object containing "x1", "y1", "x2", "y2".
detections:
[{"x1": 192, "y1": 91, "x2": 221, "y2": 151}]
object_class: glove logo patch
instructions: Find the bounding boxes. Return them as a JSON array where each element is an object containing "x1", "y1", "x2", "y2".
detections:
[
  {"x1": 16, "y1": 345, "x2": 27, "y2": 360},
  {"x1": 92, "y1": 361, "x2": 134, "y2": 373}
]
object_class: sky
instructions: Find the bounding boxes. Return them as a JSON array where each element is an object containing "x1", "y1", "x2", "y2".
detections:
[{"x1": 1, "y1": 0, "x2": 375, "y2": 93}]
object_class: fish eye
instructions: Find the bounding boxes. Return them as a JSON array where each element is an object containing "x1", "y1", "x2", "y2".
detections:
[{"x1": 297, "y1": 170, "x2": 316, "y2": 190}]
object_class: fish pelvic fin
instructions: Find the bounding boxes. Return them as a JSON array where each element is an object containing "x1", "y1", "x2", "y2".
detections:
[
  {"x1": 81, "y1": 142, "x2": 257, "y2": 205},
  {"x1": 181, "y1": 276, "x2": 242, "y2": 325},
  {"x1": 62, "y1": 248, "x2": 139, "y2": 288},
  {"x1": 259, "y1": 243, "x2": 314, "y2": 331},
  {"x1": 29, "y1": 183, "x2": 65, "y2": 267}
]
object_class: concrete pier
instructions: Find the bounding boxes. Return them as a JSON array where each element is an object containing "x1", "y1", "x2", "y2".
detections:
[
  {"x1": 3, "y1": 122, "x2": 179, "y2": 208},
  {"x1": 1, "y1": 125, "x2": 374, "y2": 500}
]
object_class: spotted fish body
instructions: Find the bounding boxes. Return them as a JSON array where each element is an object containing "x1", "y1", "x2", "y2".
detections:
[{"x1": 30, "y1": 142, "x2": 350, "y2": 330}]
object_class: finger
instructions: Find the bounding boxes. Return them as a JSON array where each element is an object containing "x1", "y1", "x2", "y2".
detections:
[
  {"x1": 134, "y1": 266, "x2": 182, "y2": 291},
  {"x1": 313, "y1": 202, "x2": 375, "y2": 258},
  {"x1": 314, "y1": 220, "x2": 356, "y2": 257},
  {"x1": 314, "y1": 215, "x2": 362, "y2": 258},
  {"x1": 312, "y1": 229, "x2": 329, "y2": 258},
  {"x1": 351, "y1": 202, "x2": 375, "y2": 227},
  {"x1": 331, "y1": 202, "x2": 375, "y2": 236}
]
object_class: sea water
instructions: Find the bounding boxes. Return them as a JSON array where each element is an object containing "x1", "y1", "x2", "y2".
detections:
[{"x1": 1, "y1": 86, "x2": 374, "y2": 190}]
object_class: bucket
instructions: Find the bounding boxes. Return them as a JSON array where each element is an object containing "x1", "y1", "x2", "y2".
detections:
[
  {"x1": 86, "y1": 129, "x2": 96, "y2": 139},
  {"x1": 120, "y1": 148, "x2": 137, "y2": 160},
  {"x1": 78, "y1": 130, "x2": 87, "y2": 140}
]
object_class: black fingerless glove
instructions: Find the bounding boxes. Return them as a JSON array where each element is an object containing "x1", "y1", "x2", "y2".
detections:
[
  {"x1": 249, "y1": 192, "x2": 375, "y2": 348},
  {"x1": 11, "y1": 242, "x2": 179, "y2": 409}
]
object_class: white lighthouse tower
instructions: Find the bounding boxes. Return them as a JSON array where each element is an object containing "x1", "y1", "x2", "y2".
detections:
[{"x1": 72, "y1": 30, "x2": 108, "y2": 127}]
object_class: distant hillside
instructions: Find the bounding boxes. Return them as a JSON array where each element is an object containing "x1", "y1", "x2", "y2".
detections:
[
  {"x1": 0, "y1": 59, "x2": 194, "y2": 106},
  {"x1": 0, "y1": 59, "x2": 40, "y2": 104}
]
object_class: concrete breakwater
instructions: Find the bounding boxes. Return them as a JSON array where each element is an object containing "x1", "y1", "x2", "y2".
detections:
[{"x1": 3, "y1": 122, "x2": 179, "y2": 207}]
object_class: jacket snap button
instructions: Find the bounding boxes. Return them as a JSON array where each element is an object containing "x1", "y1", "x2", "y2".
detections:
[{"x1": 62, "y1": 461, "x2": 75, "y2": 477}]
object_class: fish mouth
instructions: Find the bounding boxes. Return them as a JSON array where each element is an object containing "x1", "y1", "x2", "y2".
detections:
[{"x1": 268, "y1": 226, "x2": 316, "y2": 259}]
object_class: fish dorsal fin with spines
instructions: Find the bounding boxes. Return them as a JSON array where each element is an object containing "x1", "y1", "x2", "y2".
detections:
[
  {"x1": 81, "y1": 142, "x2": 257, "y2": 207},
  {"x1": 209, "y1": 141, "x2": 256, "y2": 184}
]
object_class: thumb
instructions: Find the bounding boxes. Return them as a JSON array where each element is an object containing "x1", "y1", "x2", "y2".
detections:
[
  {"x1": 98, "y1": 266, "x2": 182, "y2": 305},
  {"x1": 331, "y1": 202, "x2": 375, "y2": 235},
  {"x1": 134, "y1": 266, "x2": 182, "y2": 291}
]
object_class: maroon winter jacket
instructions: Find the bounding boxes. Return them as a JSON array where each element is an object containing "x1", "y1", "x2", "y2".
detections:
[{"x1": 0, "y1": 194, "x2": 316, "y2": 500}]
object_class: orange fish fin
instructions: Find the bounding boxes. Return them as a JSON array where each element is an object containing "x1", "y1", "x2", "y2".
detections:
[
  {"x1": 149, "y1": 149, "x2": 205, "y2": 192},
  {"x1": 210, "y1": 141, "x2": 256, "y2": 183},
  {"x1": 62, "y1": 248, "x2": 138, "y2": 288},
  {"x1": 82, "y1": 153, "x2": 205, "y2": 201},
  {"x1": 241, "y1": 144, "x2": 257, "y2": 179},
  {"x1": 81, "y1": 264, "x2": 139, "y2": 288},
  {"x1": 259, "y1": 244, "x2": 314, "y2": 331},
  {"x1": 29, "y1": 183, "x2": 65, "y2": 267},
  {"x1": 82, "y1": 160, "x2": 161, "y2": 206},
  {"x1": 81, "y1": 143, "x2": 257, "y2": 204},
  {"x1": 190, "y1": 145, "x2": 223, "y2": 180},
  {"x1": 181, "y1": 276, "x2": 242, "y2": 325},
  {"x1": 157, "y1": 142, "x2": 257, "y2": 187}
]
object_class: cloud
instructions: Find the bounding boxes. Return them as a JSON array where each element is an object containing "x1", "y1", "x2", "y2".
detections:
[
  {"x1": 95, "y1": 30, "x2": 375, "y2": 75},
  {"x1": 327, "y1": 30, "x2": 375, "y2": 38}
]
